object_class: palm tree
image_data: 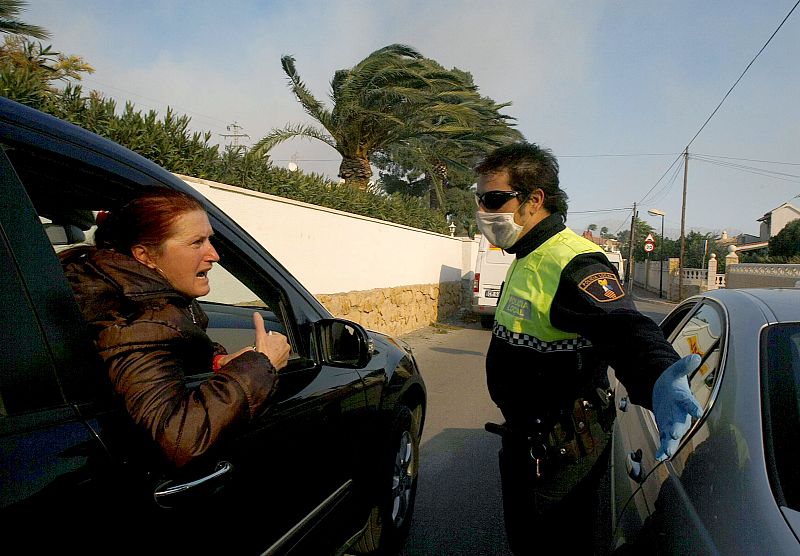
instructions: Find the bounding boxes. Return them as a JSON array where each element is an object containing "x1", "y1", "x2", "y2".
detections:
[
  {"x1": 0, "y1": 1, "x2": 49, "y2": 39},
  {"x1": 378, "y1": 121, "x2": 523, "y2": 209},
  {"x1": 253, "y1": 44, "x2": 509, "y2": 190},
  {"x1": 370, "y1": 64, "x2": 522, "y2": 208}
]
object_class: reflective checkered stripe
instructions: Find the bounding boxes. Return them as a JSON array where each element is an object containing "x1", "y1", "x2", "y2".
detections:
[{"x1": 493, "y1": 322, "x2": 593, "y2": 352}]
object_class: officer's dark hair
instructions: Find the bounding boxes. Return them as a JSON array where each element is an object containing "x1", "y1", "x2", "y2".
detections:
[{"x1": 475, "y1": 142, "x2": 569, "y2": 217}]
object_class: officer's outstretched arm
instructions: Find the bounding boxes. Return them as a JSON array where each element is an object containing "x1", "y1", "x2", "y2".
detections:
[{"x1": 652, "y1": 354, "x2": 703, "y2": 461}]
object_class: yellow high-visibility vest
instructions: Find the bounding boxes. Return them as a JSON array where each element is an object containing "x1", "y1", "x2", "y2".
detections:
[{"x1": 494, "y1": 227, "x2": 603, "y2": 350}]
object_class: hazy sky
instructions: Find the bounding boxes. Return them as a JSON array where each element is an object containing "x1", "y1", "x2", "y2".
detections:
[{"x1": 24, "y1": 0, "x2": 800, "y2": 238}]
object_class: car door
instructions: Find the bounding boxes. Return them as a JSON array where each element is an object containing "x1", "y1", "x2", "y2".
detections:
[
  {"x1": 189, "y1": 231, "x2": 376, "y2": 555},
  {"x1": 0, "y1": 149, "x2": 122, "y2": 546},
  {"x1": 608, "y1": 299, "x2": 693, "y2": 551},
  {"x1": 615, "y1": 299, "x2": 726, "y2": 554},
  {"x1": 0, "y1": 127, "x2": 373, "y2": 554}
]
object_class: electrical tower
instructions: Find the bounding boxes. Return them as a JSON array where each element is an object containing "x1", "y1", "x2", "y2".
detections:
[
  {"x1": 287, "y1": 152, "x2": 300, "y2": 172},
  {"x1": 220, "y1": 121, "x2": 250, "y2": 149}
]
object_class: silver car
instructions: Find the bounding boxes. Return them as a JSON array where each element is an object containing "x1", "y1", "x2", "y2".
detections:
[{"x1": 604, "y1": 287, "x2": 800, "y2": 555}]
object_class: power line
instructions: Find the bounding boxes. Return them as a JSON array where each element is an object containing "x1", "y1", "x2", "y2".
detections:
[
  {"x1": 80, "y1": 76, "x2": 239, "y2": 132},
  {"x1": 636, "y1": 153, "x2": 684, "y2": 205},
  {"x1": 632, "y1": 1, "x2": 799, "y2": 234},
  {"x1": 684, "y1": 0, "x2": 800, "y2": 150},
  {"x1": 558, "y1": 153, "x2": 678, "y2": 158},
  {"x1": 642, "y1": 158, "x2": 685, "y2": 207},
  {"x1": 692, "y1": 153, "x2": 800, "y2": 166},
  {"x1": 612, "y1": 206, "x2": 637, "y2": 237},
  {"x1": 690, "y1": 155, "x2": 800, "y2": 182},
  {"x1": 568, "y1": 207, "x2": 632, "y2": 214}
]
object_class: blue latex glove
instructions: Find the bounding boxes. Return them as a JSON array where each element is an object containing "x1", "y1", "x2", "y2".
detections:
[{"x1": 652, "y1": 354, "x2": 703, "y2": 461}]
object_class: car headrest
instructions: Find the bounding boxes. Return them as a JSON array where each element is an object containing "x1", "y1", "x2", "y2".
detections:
[{"x1": 43, "y1": 223, "x2": 86, "y2": 246}]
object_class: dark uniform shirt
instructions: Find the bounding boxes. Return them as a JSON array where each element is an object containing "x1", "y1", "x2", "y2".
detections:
[{"x1": 485, "y1": 214, "x2": 679, "y2": 421}]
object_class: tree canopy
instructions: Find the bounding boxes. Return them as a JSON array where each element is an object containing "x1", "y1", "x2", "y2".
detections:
[
  {"x1": 253, "y1": 44, "x2": 521, "y2": 193},
  {"x1": 0, "y1": 35, "x2": 93, "y2": 107},
  {"x1": 0, "y1": 0, "x2": 49, "y2": 40},
  {"x1": 371, "y1": 63, "x2": 522, "y2": 210},
  {"x1": 769, "y1": 219, "x2": 800, "y2": 257}
]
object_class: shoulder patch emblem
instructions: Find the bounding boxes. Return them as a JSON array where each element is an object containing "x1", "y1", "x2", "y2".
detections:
[{"x1": 578, "y1": 272, "x2": 625, "y2": 303}]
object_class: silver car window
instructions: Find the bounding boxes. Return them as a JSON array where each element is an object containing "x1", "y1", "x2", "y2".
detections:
[{"x1": 670, "y1": 303, "x2": 724, "y2": 410}]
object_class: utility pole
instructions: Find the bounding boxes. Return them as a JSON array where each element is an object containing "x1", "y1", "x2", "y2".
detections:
[
  {"x1": 627, "y1": 203, "x2": 637, "y2": 289},
  {"x1": 678, "y1": 148, "x2": 689, "y2": 300},
  {"x1": 220, "y1": 121, "x2": 250, "y2": 149}
]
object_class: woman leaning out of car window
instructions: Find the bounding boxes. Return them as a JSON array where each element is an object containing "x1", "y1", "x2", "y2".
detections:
[{"x1": 59, "y1": 188, "x2": 291, "y2": 468}]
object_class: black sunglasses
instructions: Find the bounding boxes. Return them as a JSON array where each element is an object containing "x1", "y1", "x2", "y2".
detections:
[{"x1": 475, "y1": 190, "x2": 525, "y2": 210}]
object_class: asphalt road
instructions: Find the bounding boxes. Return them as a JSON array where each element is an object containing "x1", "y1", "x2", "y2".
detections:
[{"x1": 397, "y1": 295, "x2": 674, "y2": 556}]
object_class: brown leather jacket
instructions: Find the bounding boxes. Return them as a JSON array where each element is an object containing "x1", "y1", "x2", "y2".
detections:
[{"x1": 61, "y1": 247, "x2": 279, "y2": 468}]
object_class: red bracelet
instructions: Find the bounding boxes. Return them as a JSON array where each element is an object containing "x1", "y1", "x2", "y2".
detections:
[{"x1": 212, "y1": 354, "x2": 225, "y2": 372}]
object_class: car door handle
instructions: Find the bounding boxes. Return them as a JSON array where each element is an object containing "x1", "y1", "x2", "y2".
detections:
[
  {"x1": 627, "y1": 449, "x2": 644, "y2": 483},
  {"x1": 153, "y1": 461, "x2": 233, "y2": 508}
]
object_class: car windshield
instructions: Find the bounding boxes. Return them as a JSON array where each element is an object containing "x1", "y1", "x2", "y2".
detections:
[{"x1": 762, "y1": 323, "x2": 800, "y2": 511}]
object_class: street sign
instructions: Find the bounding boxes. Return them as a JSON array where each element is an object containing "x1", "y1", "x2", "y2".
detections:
[
  {"x1": 645, "y1": 233, "x2": 655, "y2": 243},
  {"x1": 644, "y1": 241, "x2": 655, "y2": 252}
]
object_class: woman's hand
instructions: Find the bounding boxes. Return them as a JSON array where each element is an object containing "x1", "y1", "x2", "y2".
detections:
[
  {"x1": 215, "y1": 313, "x2": 291, "y2": 371},
  {"x1": 252, "y1": 312, "x2": 290, "y2": 370}
]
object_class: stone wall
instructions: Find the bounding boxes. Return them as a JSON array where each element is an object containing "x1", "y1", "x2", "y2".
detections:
[
  {"x1": 316, "y1": 282, "x2": 462, "y2": 337},
  {"x1": 725, "y1": 263, "x2": 800, "y2": 289}
]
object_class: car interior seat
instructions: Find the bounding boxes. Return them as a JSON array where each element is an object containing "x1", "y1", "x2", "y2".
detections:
[
  {"x1": 44, "y1": 222, "x2": 100, "y2": 253},
  {"x1": 43, "y1": 222, "x2": 85, "y2": 246}
]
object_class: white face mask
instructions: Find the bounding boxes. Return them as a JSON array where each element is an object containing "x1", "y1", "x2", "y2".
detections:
[{"x1": 475, "y1": 211, "x2": 524, "y2": 249}]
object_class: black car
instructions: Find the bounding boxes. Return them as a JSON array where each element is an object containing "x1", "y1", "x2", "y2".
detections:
[{"x1": 0, "y1": 97, "x2": 426, "y2": 555}]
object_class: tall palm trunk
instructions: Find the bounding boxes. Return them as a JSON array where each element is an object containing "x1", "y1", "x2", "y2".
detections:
[
  {"x1": 339, "y1": 156, "x2": 372, "y2": 191},
  {"x1": 431, "y1": 158, "x2": 449, "y2": 187},
  {"x1": 429, "y1": 176, "x2": 444, "y2": 210},
  {"x1": 428, "y1": 158, "x2": 448, "y2": 210}
]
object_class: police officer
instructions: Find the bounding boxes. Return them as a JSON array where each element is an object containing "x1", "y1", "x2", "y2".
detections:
[{"x1": 476, "y1": 142, "x2": 701, "y2": 552}]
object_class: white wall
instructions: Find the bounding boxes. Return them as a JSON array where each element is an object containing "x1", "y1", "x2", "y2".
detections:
[
  {"x1": 180, "y1": 175, "x2": 479, "y2": 295},
  {"x1": 726, "y1": 263, "x2": 800, "y2": 289}
]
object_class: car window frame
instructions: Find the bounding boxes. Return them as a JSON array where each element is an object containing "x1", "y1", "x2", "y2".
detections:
[
  {"x1": 197, "y1": 224, "x2": 304, "y2": 362},
  {"x1": 656, "y1": 297, "x2": 729, "y2": 455},
  {"x1": 5, "y1": 131, "x2": 366, "y2": 427},
  {"x1": 1, "y1": 118, "x2": 355, "y2": 409},
  {"x1": 0, "y1": 220, "x2": 63, "y2": 418},
  {"x1": 673, "y1": 302, "x2": 726, "y2": 410},
  {"x1": 0, "y1": 147, "x2": 106, "y2": 410},
  {"x1": 0, "y1": 128, "x2": 325, "y2": 363}
]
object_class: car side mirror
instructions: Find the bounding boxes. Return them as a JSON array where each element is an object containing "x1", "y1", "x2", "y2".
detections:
[{"x1": 312, "y1": 318, "x2": 374, "y2": 368}]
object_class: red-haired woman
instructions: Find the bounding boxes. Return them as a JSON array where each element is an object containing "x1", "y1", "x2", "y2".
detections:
[{"x1": 60, "y1": 189, "x2": 290, "y2": 468}]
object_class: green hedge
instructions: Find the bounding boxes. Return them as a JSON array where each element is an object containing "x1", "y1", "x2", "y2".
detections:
[{"x1": 211, "y1": 154, "x2": 448, "y2": 232}]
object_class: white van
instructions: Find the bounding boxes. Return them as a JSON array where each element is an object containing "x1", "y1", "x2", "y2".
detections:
[
  {"x1": 471, "y1": 235, "x2": 513, "y2": 328},
  {"x1": 603, "y1": 250, "x2": 626, "y2": 283}
]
